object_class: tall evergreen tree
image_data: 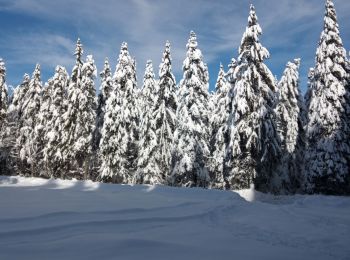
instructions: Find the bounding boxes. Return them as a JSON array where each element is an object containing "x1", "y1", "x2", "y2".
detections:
[
  {"x1": 43, "y1": 66, "x2": 69, "y2": 178},
  {"x1": 61, "y1": 38, "x2": 84, "y2": 177},
  {"x1": 154, "y1": 41, "x2": 178, "y2": 184},
  {"x1": 62, "y1": 39, "x2": 97, "y2": 179},
  {"x1": 0, "y1": 59, "x2": 8, "y2": 132},
  {"x1": 34, "y1": 79, "x2": 55, "y2": 177},
  {"x1": 0, "y1": 59, "x2": 9, "y2": 173},
  {"x1": 275, "y1": 59, "x2": 305, "y2": 193},
  {"x1": 94, "y1": 58, "x2": 113, "y2": 153},
  {"x1": 225, "y1": 5, "x2": 281, "y2": 192},
  {"x1": 9, "y1": 74, "x2": 30, "y2": 123},
  {"x1": 17, "y1": 64, "x2": 42, "y2": 176},
  {"x1": 7, "y1": 74, "x2": 30, "y2": 175},
  {"x1": 135, "y1": 60, "x2": 161, "y2": 184},
  {"x1": 99, "y1": 42, "x2": 139, "y2": 183},
  {"x1": 171, "y1": 31, "x2": 211, "y2": 188},
  {"x1": 305, "y1": 0, "x2": 350, "y2": 194},
  {"x1": 210, "y1": 64, "x2": 231, "y2": 189}
]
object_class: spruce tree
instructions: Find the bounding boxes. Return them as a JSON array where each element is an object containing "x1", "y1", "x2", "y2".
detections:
[
  {"x1": 18, "y1": 64, "x2": 42, "y2": 176},
  {"x1": 275, "y1": 59, "x2": 305, "y2": 193},
  {"x1": 99, "y1": 42, "x2": 139, "y2": 183},
  {"x1": 43, "y1": 66, "x2": 69, "y2": 178},
  {"x1": 305, "y1": 0, "x2": 350, "y2": 195},
  {"x1": 62, "y1": 39, "x2": 97, "y2": 179},
  {"x1": 171, "y1": 31, "x2": 211, "y2": 188},
  {"x1": 34, "y1": 79, "x2": 54, "y2": 177},
  {"x1": 94, "y1": 58, "x2": 113, "y2": 153},
  {"x1": 0, "y1": 59, "x2": 8, "y2": 132},
  {"x1": 225, "y1": 5, "x2": 281, "y2": 192},
  {"x1": 210, "y1": 64, "x2": 231, "y2": 189},
  {"x1": 154, "y1": 41, "x2": 178, "y2": 184},
  {"x1": 10, "y1": 73, "x2": 32, "y2": 175},
  {"x1": 0, "y1": 59, "x2": 9, "y2": 173},
  {"x1": 135, "y1": 60, "x2": 161, "y2": 184}
]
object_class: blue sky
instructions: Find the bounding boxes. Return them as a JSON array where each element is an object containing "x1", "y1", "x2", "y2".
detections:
[{"x1": 0, "y1": 0, "x2": 350, "y2": 94}]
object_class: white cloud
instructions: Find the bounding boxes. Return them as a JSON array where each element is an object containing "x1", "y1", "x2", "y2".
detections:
[{"x1": 1, "y1": 0, "x2": 350, "y2": 88}]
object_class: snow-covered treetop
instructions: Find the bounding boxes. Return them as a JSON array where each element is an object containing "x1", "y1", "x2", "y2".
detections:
[
  {"x1": 0, "y1": 59, "x2": 5, "y2": 88},
  {"x1": 100, "y1": 58, "x2": 111, "y2": 83},
  {"x1": 315, "y1": 0, "x2": 346, "y2": 75},
  {"x1": 226, "y1": 58, "x2": 237, "y2": 84},
  {"x1": 142, "y1": 60, "x2": 156, "y2": 104},
  {"x1": 159, "y1": 41, "x2": 175, "y2": 84},
  {"x1": 74, "y1": 38, "x2": 84, "y2": 65},
  {"x1": 144, "y1": 60, "x2": 155, "y2": 81},
  {"x1": 278, "y1": 58, "x2": 301, "y2": 101},
  {"x1": 215, "y1": 63, "x2": 227, "y2": 92},
  {"x1": 182, "y1": 31, "x2": 209, "y2": 86},
  {"x1": 114, "y1": 42, "x2": 136, "y2": 85},
  {"x1": 118, "y1": 42, "x2": 133, "y2": 66},
  {"x1": 22, "y1": 74, "x2": 31, "y2": 85},
  {"x1": 239, "y1": 4, "x2": 269, "y2": 62},
  {"x1": 54, "y1": 65, "x2": 69, "y2": 83},
  {"x1": 0, "y1": 58, "x2": 6, "y2": 76},
  {"x1": 70, "y1": 38, "x2": 84, "y2": 85},
  {"x1": 32, "y1": 64, "x2": 41, "y2": 81},
  {"x1": 82, "y1": 55, "x2": 97, "y2": 79}
]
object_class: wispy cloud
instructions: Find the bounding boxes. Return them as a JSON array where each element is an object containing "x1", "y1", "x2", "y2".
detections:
[{"x1": 1, "y1": 0, "x2": 350, "y2": 91}]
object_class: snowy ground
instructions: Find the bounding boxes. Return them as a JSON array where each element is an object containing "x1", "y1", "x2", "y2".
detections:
[{"x1": 0, "y1": 176, "x2": 349, "y2": 260}]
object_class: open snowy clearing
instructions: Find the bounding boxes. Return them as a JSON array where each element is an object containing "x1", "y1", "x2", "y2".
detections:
[{"x1": 0, "y1": 176, "x2": 349, "y2": 260}]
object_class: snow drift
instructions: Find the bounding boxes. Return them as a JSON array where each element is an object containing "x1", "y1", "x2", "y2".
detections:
[{"x1": 0, "y1": 176, "x2": 349, "y2": 260}]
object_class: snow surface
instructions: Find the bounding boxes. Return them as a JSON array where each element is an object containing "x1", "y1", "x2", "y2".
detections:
[{"x1": 0, "y1": 176, "x2": 349, "y2": 260}]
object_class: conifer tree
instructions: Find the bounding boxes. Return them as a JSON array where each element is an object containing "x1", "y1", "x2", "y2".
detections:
[
  {"x1": 18, "y1": 64, "x2": 42, "y2": 176},
  {"x1": 34, "y1": 79, "x2": 54, "y2": 177},
  {"x1": 0, "y1": 59, "x2": 8, "y2": 132},
  {"x1": 94, "y1": 58, "x2": 113, "y2": 153},
  {"x1": 171, "y1": 31, "x2": 211, "y2": 188},
  {"x1": 9, "y1": 74, "x2": 30, "y2": 123},
  {"x1": 62, "y1": 39, "x2": 97, "y2": 179},
  {"x1": 210, "y1": 64, "x2": 231, "y2": 189},
  {"x1": 43, "y1": 66, "x2": 69, "y2": 178},
  {"x1": 99, "y1": 42, "x2": 139, "y2": 183},
  {"x1": 0, "y1": 59, "x2": 9, "y2": 173},
  {"x1": 305, "y1": 0, "x2": 350, "y2": 194},
  {"x1": 61, "y1": 38, "x2": 84, "y2": 177},
  {"x1": 6, "y1": 74, "x2": 30, "y2": 175},
  {"x1": 225, "y1": 5, "x2": 281, "y2": 192},
  {"x1": 135, "y1": 60, "x2": 161, "y2": 184},
  {"x1": 275, "y1": 59, "x2": 305, "y2": 193},
  {"x1": 154, "y1": 41, "x2": 178, "y2": 184}
]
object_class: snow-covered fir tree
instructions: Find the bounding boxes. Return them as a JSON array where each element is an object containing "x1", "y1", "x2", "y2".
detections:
[
  {"x1": 135, "y1": 60, "x2": 161, "y2": 184},
  {"x1": 305, "y1": 0, "x2": 350, "y2": 195},
  {"x1": 99, "y1": 42, "x2": 139, "y2": 183},
  {"x1": 0, "y1": 59, "x2": 8, "y2": 132},
  {"x1": 17, "y1": 64, "x2": 42, "y2": 176},
  {"x1": 209, "y1": 63, "x2": 232, "y2": 189},
  {"x1": 226, "y1": 58, "x2": 238, "y2": 88},
  {"x1": 62, "y1": 39, "x2": 97, "y2": 179},
  {"x1": 171, "y1": 31, "x2": 211, "y2": 188},
  {"x1": 33, "y1": 79, "x2": 54, "y2": 177},
  {"x1": 43, "y1": 66, "x2": 69, "y2": 178},
  {"x1": 305, "y1": 68, "x2": 315, "y2": 114},
  {"x1": 153, "y1": 41, "x2": 178, "y2": 184},
  {"x1": 275, "y1": 59, "x2": 305, "y2": 193},
  {"x1": 94, "y1": 58, "x2": 113, "y2": 153},
  {"x1": 0, "y1": 59, "x2": 9, "y2": 173},
  {"x1": 5, "y1": 74, "x2": 31, "y2": 175},
  {"x1": 225, "y1": 5, "x2": 281, "y2": 193},
  {"x1": 9, "y1": 74, "x2": 30, "y2": 123}
]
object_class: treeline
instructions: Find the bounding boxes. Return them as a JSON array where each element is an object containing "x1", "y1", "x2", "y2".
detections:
[{"x1": 0, "y1": 1, "x2": 349, "y2": 195}]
